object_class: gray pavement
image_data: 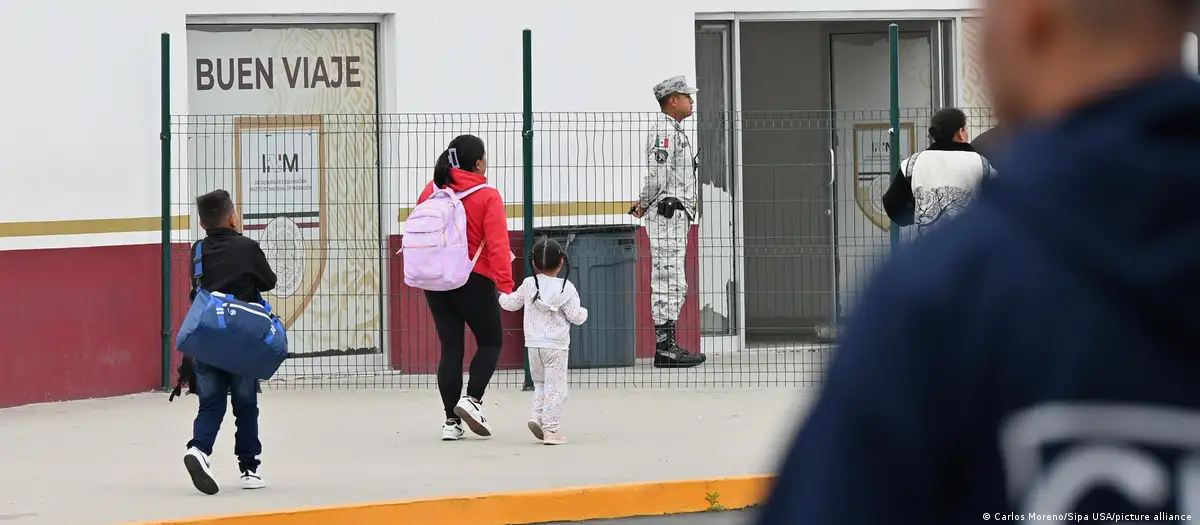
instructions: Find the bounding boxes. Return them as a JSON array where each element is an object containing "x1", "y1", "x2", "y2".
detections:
[{"x1": 0, "y1": 388, "x2": 809, "y2": 525}]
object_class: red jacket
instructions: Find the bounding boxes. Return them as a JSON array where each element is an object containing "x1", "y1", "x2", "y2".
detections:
[{"x1": 416, "y1": 168, "x2": 514, "y2": 293}]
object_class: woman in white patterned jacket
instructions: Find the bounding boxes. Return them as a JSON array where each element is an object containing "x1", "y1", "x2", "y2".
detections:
[{"x1": 882, "y1": 108, "x2": 998, "y2": 236}]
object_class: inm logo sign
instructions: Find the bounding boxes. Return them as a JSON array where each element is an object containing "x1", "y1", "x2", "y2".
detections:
[{"x1": 263, "y1": 153, "x2": 300, "y2": 173}]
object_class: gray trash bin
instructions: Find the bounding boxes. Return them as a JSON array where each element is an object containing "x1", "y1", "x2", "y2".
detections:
[{"x1": 532, "y1": 225, "x2": 639, "y2": 369}]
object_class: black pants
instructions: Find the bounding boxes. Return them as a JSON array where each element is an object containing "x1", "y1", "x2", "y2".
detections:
[{"x1": 424, "y1": 273, "x2": 504, "y2": 420}]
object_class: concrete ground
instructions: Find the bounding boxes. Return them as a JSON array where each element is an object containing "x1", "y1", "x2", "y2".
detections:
[
  {"x1": 540, "y1": 509, "x2": 754, "y2": 524},
  {"x1": 0, "y1": 388, "x2": 811, "y2": 525}
]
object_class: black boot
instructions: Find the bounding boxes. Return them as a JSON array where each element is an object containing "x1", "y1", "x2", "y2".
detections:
[{"x1": 653, "y1": 321, "x2": 706, "y2": 369}]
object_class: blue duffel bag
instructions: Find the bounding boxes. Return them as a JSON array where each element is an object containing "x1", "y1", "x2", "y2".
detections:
[{"x1": 175, "y1": 239, "x2": 289, "y2": 381}]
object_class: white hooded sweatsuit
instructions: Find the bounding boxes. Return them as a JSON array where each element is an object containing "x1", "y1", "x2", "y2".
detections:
[{"x1": 499, "y1": 275, "x2": 588, "y2": 432}]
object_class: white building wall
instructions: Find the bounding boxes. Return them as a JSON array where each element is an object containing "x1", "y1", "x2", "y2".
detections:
[{"x1": 0, "y1": 0, "x2": 981, "y2": 251}]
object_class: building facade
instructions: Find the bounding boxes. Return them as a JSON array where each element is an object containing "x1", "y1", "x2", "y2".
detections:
[{"x1": 4, "y1": 0, "x2": 1192, "y2": 407}]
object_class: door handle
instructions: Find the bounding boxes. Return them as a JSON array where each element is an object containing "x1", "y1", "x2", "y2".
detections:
[{"x1": 828, "y1": 148, "x2": 836, "y2": 186}]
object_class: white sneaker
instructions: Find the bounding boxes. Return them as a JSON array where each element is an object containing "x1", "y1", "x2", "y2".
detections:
[
  {"x1": 543, "y1": 431, "x2": 569, "y2": 445},
  {"x1": 441, "y1": 419, "x2": 465, "y2": 441},
  {"x1": 453, "y1": 396, "x2": 493, "y2": 437},
  {"x1": 527, "y1": 419, "x2": 544, "y2": 441},
  {"x1": 183, "y1": 447, "x2": 219, "y2": 495},
  {"x1": 240, "y1": 470, "x2": 265, "y2": 490}
]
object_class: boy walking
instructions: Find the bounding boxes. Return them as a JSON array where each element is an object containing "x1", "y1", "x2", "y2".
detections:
[{"x1": 182, "y1": 189, "x2": 277, "y2": 495}]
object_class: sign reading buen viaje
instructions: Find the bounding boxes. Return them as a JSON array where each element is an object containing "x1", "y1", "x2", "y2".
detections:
[{"x1": 186, "y1": 24, "x2": 383, "y2": 370}]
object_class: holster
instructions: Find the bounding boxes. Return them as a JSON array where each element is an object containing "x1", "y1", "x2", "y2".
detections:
[{"x1": 656, "y1": 197, "x2": 686, "y2": 219}]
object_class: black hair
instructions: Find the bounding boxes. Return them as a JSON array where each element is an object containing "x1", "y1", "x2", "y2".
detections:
[
  {"x1": 529, "y1": 237, "x2": 569, "y2": 301},
  {"x1": 195, "y1": 189, "x2": 234, "y2": 229},
  {"x1": 928, "y1": 108, "x2": 968, "y2": 145},
  {"x1": 433, "y1": 134, "x2": 487, "y2": 188}
]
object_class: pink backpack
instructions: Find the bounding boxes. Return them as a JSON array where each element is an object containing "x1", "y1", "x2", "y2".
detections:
[{"x1": 401, "y1": 184, "x2": 493, "y2": 291}]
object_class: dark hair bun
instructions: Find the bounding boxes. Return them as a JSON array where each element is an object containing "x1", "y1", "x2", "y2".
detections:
[{"x1": 928, "y1": 108, "x2": 967, "y2": 144}]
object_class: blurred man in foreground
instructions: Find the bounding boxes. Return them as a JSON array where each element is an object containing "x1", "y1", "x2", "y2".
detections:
[{"x1": 758, "y1": 0, "x2": 1200, "y2": 523}]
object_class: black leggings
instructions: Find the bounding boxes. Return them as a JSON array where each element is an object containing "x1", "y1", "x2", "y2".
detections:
[{"x1": 424, "y1": 273, "x2": 504, "y2": 420}]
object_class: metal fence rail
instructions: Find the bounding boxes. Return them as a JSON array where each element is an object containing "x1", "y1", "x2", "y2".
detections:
[{"x1": 166, "y1": 107, "x2": 995, "y2": 390}]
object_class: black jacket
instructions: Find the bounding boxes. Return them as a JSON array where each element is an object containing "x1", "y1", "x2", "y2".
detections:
[
  {"x1": 171, "y1": 227, "x2": 277, "y2": 401},
  {"x1": 189, "y1": 228, "x2": 277, "y2": 303},
  {"x1": 970, "y1": 125, "x2": 1004, "y2": 165}
]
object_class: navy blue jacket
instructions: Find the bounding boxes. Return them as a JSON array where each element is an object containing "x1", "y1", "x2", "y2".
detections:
[{"x1": 759, "y1": 72, "x2": 1200, "y2": 524}]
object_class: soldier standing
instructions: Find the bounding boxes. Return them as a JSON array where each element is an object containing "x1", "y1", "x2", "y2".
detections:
[{"x1": 632, "y1": 76, "x2": 706, "y2": 369}]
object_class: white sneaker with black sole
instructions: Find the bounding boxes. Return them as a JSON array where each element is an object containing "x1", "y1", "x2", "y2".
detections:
[
  {"x1": 442, "y1": 419, "x2": 465, "y2": 441},
  {"x1": 240, "y1": 470, "x2": 265, "y2": 490},
  {"x1": 453, "y1": 396, "x2": 493, "y2": 437},
  {"x1": 183, "y1": 447, "x2": 219, "y2": 495}
]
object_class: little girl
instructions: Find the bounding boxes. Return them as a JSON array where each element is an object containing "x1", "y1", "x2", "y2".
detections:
[{"x1": 498, "y1": 238, "x2": 588, "y2": 445}]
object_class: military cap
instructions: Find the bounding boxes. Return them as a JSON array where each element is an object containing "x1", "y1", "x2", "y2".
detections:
[{"x1": 653, "y1": 75, "x2": 698, "y2": 101}]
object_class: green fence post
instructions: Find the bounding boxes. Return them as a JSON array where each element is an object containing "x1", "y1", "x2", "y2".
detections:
[
  {"x1": 521, "y1": 29, "x2": 535, "y2": 391},
  {"x1": 888, "y1": 24, "x2": 901, "y2": 250},
  {"x1": 160, "y1": 32, "x2": 173, "y2": 391}
]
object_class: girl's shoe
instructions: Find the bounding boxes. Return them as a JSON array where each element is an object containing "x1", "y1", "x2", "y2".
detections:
[
  {"x1": 542, "y1": 431, "x2": 568, "y2": 445},
  {"x1": 527, "y1": 419, "x2": 544, "y2": 441}
]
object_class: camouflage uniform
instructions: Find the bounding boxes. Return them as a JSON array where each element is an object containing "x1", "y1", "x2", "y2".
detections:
[{"x1": 638, "y1": 76, "x2": 705, "y2": 368}]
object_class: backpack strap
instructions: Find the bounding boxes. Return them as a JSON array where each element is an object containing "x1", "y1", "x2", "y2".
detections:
[
  {"x1": 174, "y1": 240, "x2": 204, "y2": 402},
  {"x1": 904, "y1": 151, "x2": 923, "y2": 179},
  {"x1": 398, "y1": 238, "x2": 486, "y2": 259},
  {"x1": 169, "y1": 356, "x2": 195, "y2": 402},
  {"x1": 472, "y1": 240, "x2": 486, "y2": 263},
  {"x1": 192, "y1": 239, "x2": 204, "y2": 290},
  {"x1": 186, "y1": 239, "x2": 205, "y2": 302},
  {"x1": 455, "y1": 184, "x2": 494, "y2": 200},
  {"x1": 455, "y1": 185, "x2": 492, "y2": 262},
  {"x1": 979, "y1": 153, "x2": 995, "y2": 179}
]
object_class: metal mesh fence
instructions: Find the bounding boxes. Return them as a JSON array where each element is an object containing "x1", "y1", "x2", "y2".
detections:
[{"x1": 168, "y1": 107, "x2": 996, "y2": 390}]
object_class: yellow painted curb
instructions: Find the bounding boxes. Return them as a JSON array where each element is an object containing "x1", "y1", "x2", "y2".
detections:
[{"x1": 116, "y1": 475, "x2": 774, "y2": 525}]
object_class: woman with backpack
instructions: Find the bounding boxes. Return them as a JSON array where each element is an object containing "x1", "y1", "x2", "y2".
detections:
[
  {"x1": 405, "y1": 134, "x2": 514, "y2": 441},
  {"x1": 881, "y1": 107, "x2": 997, "y2": 237}
]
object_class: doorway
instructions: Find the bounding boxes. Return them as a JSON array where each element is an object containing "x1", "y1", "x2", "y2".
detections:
[
  {"x1": 694, "y1": 22, "x2": 740, "y2": 353},
  {"x1": 698, "y1": 18, "x2": 956, "y2": 346}
]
